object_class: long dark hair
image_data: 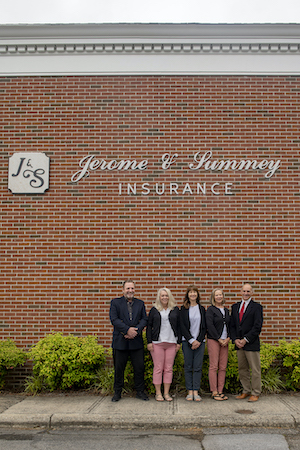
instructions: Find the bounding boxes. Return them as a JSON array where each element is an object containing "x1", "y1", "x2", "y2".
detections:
[{"x1": 183, "y1": 285, "x2": 201, "y2": 309}]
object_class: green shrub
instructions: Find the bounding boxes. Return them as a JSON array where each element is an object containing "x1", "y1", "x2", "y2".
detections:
[
  {"x1": 260, "y1": 342, "x2": 284, "y2": 393},
  {"x1": 27, "y1": 333, "x2": 107, "y2": 392},
  {"x1": 278, "y1": 339, "x2": 300, "y2": 391},
  {"x1": 261, "y1": 367, "x2": 285, "y2": 393},
  {"x1": 0, "y1": 339, "x2": 27, "y2": 389},
  {"x1": 91, "y1": 366, "x2": 114, "y2": 395},
  {"x1": 88, "y1": 337, "x2": 300, "y2": 396},
  {"x1": 260, "y1": 343, "x2": 279, "y2": 372}
]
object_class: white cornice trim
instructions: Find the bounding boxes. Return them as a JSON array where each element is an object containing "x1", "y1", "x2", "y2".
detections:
[{"x1": 1, "y1": 23, "x2": 300, "y2": 75}]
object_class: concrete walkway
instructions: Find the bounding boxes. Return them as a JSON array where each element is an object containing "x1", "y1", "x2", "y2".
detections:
[{"x1": 0, "y1": 392, "x2": 299, "y2": 429}]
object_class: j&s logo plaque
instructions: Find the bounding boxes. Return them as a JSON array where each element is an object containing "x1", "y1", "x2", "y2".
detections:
[{"x1": 8, "y1": 152, "x2": 50, "y2": 194}]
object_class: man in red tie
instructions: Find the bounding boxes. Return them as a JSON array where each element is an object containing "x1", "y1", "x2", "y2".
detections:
[{"x1": 230, "y1": 283, "x2": 263, "y2": 402}]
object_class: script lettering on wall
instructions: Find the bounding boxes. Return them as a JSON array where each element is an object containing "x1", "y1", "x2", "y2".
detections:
[{"x1": 8, "y1": 152, "x2": 50, "y2": 194}]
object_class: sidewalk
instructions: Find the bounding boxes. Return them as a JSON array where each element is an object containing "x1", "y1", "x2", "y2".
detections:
[{"x1": 0, "y1": 392, "x2": 299, "y2": 429}]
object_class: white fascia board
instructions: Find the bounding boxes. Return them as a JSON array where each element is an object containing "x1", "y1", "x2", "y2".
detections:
[{"x1": 1, "y1": 23, "x2": 300, "y2": 76}]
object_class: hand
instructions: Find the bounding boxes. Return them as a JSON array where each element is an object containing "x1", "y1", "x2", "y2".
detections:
[
  {"x1": 218, "y1": 338, "x2": 230, "y2": 347},
  {"x1": 126, "y1": 327, "x2": 138, "y2": 339},
  {"x1": 191, "y1": 340, "x2": 200, "y2": 350},
  {"x1": 224, "y1": 337, "x2": 230, "y2": 346},
  {"x1": 176, "y1": 344, "x2": 181, "y2": 352},
  {"x1": 235, "y1": 338, "x2": 246, "y2": 349},
  {"x1": 124, "y1": 334, "x2": 132, "y2": 339},
  {"x1": 147, "y1": 343, "x2": 153, "y2": 352}
]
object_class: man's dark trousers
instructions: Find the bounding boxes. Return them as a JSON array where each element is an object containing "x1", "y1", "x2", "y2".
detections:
[{"x1": 113, "y1": 348, "x2": 145, "y2": 393}]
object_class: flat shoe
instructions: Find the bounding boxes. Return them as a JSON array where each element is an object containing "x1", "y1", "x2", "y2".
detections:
[
  {"x1": 164, "y1": 394, "x2": 173, "y2": 402},
  {"x1": 155, "y1": 394, "x2": 164, "y2": 402},
  {"x1": 186, "y1": 394, "x2": 193, "y2": 401},
  {"x1": 194, "y1": 394, "x2": 202, "y2": 402}
]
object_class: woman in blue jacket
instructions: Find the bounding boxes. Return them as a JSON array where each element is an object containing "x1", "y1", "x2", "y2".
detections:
[
  {"x1": 147, "y1": 288, "x2": 181, "y2": 402},
  {"x1": 180, "y1": 285, "x2": 206, "y2": 402}
]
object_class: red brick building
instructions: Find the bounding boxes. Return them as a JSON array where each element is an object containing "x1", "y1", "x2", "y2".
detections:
[{"x1": 0, "y1": 24, "x2": 299, "y2": 351}]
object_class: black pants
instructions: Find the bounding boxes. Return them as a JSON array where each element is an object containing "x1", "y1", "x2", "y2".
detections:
[{"x1": 113, "y1": 348, "x2": 145, "y2": 393}]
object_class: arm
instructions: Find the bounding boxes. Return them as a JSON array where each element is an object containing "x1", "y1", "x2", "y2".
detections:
[
  {"x1": 176, "y1": 307, "x2": 182, "y2": 345},
  {"x1": 109, "y1": 298, "x2": 130, "y2": 336},
  {"x1": 229, "y1": 305, "x2": 238, "y2": 344},
  {"x1": 206, "y1": 307, "x2": 220, "y2": 341},
  {"x1": 180, "y1": 307, "x2": 193, "y2": 342},
  {"x1": 244, "y1": 304, "x2": 263, "y2": 344},
  {"x1": 146, "y1": 307, "x2": 155, "y2": 343},
  {"x1": 135, "y1": 301, "x2": 148, "y2": 335},
  {"x1": 197, "y1": 306, "x2": 207, "y2": 343}
]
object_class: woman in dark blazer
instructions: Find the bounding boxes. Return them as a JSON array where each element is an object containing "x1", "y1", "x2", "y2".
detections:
[
  {"x1": 206, "y1": 288, "x2": 230, "y2": 400},
  {"x1": 180, "y1": 285, "x2": 206, "y2": 402},
  {"x1": 146, "y1": 288, "x2": 181, "y2": 402}
]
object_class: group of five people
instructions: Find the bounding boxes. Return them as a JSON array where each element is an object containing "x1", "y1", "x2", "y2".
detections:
[{"x1": 109, "y1": 280, "x2": 263, "y2": 403}]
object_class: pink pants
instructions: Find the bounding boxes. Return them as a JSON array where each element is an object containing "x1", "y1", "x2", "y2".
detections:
[
  {"x1": 151, "y1": 342, "x2": 177, "y2": 385},
  {"x1": 207, "y1": 338, "x2": 229, "y2": 393}
]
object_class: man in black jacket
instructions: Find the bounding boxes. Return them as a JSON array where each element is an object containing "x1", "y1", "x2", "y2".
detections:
[
  {"x1": 109, "y1": 279, "x2": 148, "y2": 402},
  {"x1": 230, "y1": 283, "x2": 263, "y2": 402}
]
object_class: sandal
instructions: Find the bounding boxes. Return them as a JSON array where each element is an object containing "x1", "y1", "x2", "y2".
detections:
[
  {"x1": 212, "y1": 393, "x2": 224, "y2": 401},
  {"x1": 164, "y1": 394, "x2": 173, "y2": 402},
  {"x1": 194, "y1": 394, "x2": 202, "y2": 402},
  {"x1": 218, "y1": 393, "x2": 228, "y2": 400},
  {"x1": 185, "y1": 394, "x2": 193, "y2": 401},
  {"x1": 155, "y1": 394, "x2": 164, "y2": 402}
]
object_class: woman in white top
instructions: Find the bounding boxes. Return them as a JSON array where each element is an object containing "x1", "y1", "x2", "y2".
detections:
[
  {"x1": 180, "y1": 285, "x2": 206, "y2": 402},
  {"x1": 146, "y1": 288, "x2": 181, "y2": 402}
]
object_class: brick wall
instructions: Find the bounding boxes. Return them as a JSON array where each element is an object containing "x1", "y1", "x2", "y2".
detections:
[{"x1": 0, "y1": 76, "x2": 299, "y2": 352}]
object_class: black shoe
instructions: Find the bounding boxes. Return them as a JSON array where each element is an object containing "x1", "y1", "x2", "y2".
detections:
[
  {"x1": 112, "y1": 392, "x2": 121, "y2": 402},
  {"x1": 136, "y1": 391, "x2": 149, "y2": 401}
]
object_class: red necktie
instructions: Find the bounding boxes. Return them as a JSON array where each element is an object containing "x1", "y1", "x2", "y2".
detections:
[{"x1": 239, "y1": 302, "x2": 245, "y2": 322}]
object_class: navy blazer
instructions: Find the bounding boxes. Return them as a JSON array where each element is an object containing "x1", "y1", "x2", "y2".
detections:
[
  {"x1": 146, "y1": 306, "x2": 181, "y2": 344},
  {"x1": 230, "y1": 300, "x2": 263, "y2": 352},
  {"x1": 206, "y1": 305, "x2": 230, "y2": 341},
  {"x1": 180, "y1": 304, "x2": 206, "y2": 344},
  {"x1": 109, "y1": 296, "x2": 148, "y2": 350}
]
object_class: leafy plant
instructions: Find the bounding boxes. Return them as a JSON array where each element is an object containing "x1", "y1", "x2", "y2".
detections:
[
  {"x1": 260, "y1": 343, "x2": 279, "y2": 372},
  {"x1": 0, "y1": 339, "x2": 27, "y2": 389},
  {"x1": 278, "y1": 339, "x2": 300, "y2": 391},
  {"x1": 27, "y1": 332, "x2": 107, "y2": 391},
  {"x1": 261, "y1": 367, "x2": 285, "y2": 393},
  {"x1": 24, "y1": 375, "x2": 47, "y2": 394},
  {"x1": 91, "y1": 366, "x2": 114, "y2": 394}
]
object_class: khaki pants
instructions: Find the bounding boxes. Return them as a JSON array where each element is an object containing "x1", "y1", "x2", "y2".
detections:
[{"x1": 237, "y1": 349, "x2": 261, "y2": 396}]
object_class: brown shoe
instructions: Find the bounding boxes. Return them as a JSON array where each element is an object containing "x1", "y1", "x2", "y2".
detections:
[
  {"x1": 248, "y1": 395, "x2": 259, "y2": 402},
  {"x1": 236, "y1": 393, "x2": 250, "y2": 399}
]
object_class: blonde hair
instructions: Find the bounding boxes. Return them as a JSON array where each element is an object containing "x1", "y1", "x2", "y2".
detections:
[
  {"x1": 154, "y1": 288, "x2": 176, "y2": 311},
  {"x1": 210, "y1": 288, "x2": 225, "y2": 306}
]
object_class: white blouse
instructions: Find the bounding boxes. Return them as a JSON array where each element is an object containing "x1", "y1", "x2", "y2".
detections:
[{"x1": 153, "y1": 308, "x2": 177, "y2": 344}]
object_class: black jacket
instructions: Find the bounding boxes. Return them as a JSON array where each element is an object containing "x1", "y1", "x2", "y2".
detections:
[
  {"x1": 146, "y1": 306, "x2": 181, "y2": 344},
  {"x1": 230, "y1": 300, "x2": 263, "y2": 352},
  {"x1": 206, "y1": 305, "x2": 230, "y2": 341},
  {"x1": 180, "y1": 304, "x2": 206, "y2": 344},
  {"x1": 109, "y1": 296, "x2": 148, "y2": 350}
]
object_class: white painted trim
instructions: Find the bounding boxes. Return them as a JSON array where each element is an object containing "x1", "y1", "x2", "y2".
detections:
[{"x1": 1, "y1": 23, "x2": 300, "y2": 75}]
